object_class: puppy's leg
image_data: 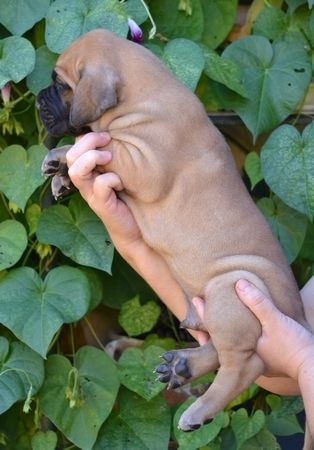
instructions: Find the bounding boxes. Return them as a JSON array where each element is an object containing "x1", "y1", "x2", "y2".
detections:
[
  {"x1": 156, "y1": 341, "x2": 219, "y2": 389},
  {"x1": 178, "y1": 271, "x2": 267, "y2": 431}
]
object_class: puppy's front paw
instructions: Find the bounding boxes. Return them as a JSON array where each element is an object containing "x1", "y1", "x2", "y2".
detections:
[
  {"x1": 51, "y1": 174, "x2": 75, "y2": 199},
  {"x1": 42, "y1": 145, "x2": 72, "y2": 177}
]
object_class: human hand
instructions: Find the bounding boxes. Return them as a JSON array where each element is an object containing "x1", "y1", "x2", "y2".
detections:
[
  {"x1": 66, "y1": 132, "x2": 142, "y2": 252},
  {"x1": 235, "y1": 279, "x2": 314, "y2": 380}
]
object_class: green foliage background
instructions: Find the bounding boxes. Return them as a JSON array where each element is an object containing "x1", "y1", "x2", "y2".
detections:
[{"x1": 0, "y1": 0, "x2": 313, "y2": 448}]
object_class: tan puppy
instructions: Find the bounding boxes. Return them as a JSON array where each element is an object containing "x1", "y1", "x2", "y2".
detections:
[{"x1": 38, "y1": 29, "x2": 307, "y2": 431}]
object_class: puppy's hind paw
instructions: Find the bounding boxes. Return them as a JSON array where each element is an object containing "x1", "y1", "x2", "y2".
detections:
[{"x1": 155, "y1": 350, "x2": 192, "y2": 389}]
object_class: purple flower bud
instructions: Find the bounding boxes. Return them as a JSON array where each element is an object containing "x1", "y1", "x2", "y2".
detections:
[
  {"x1": 128, "y1": 18, "x2": 143, "y2": 43},
  {"x1": 1, "y1": 82, "x2": 11, "y2": 104}
]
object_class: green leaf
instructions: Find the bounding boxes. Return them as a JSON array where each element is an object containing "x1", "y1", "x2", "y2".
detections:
[
  {"x1": 226, "y1": 384, "x2": 259, "y2": 410},
  {"x1": 286, "y1": 0, "x2": 308, "y2": 12},
  {"x1": 162, "y1": 39, "x2": 204, "y2": 91},
  {"x1": 265, "y1": 395, "x2": 304, "y2": 437},
  {"x1": 257, "y1": 196, "x2": 307, "y2": 263},
  {"x1": 81, "y1": 267, "x2": 104, "y2": 311},
  {"x1": 0, "y1": 337, "x2": 44, "y2": 414},
  {"x1": 266, "y1": 394, "x2": 304, "y2": 417},
  {"x1": 244, "y1": 152, "x2": 263, "y2": 190},
  {"x1": 37, "y1": 195, "x2": 114, "y2": 272},
  {"x1": 0, "y1": 145, "x2": 47, "y2": 212},
  {"x1": 0, "y1": 0, "x2": 50, "y2": 36},
  {"x1": 203, "y1": 47, "x2": 247, "y2": 98},
  {"x1": 39, "y1": 347, "x2": 119, "y2": 450},
  {"x1": 0, "y1": 266, "x2": 91, "y2": 357},
  {"x1": 123, "y1": 0, "x2": 148, "y2": 24},
  {"x1": 101, "y1": 253, "x2": 157, "y2": 309},
  {"x1": 119, "y1": 296, "x2": 161, "y2": 336},
  {"x1": 174, "y1": 397, "x2": 226, "y2": 450},
  {"x1": 231, "y1": 408, "x2": 265, "y2": 449},
  {"x1": 253, "y1": 6, "x2": 289, "y2": 40},
  {"x1": 260, "y1": 122, "x2": 314, "y2": 219},
  {"x1": 201, "y1": 0, "x2": 237, "y2": 49},
  {"x1": 25, "y1": 203, "x2": 41, "y2": 236},
  {"x1": 118, "y1": 345, "x2": 165, "y2": 400},
  {"x1": 220, "y1": 35, "x2": 311, "y2": 141},
  {"x1": 93, "y1": 388, "x2": 171, "y2": 450},
  {"x1": 27, "y1": 46, "x2": 58, "y2": 95},
  {"x1": 31, "y1": 431, "x2": 57, "y2": 450},
  {"x1": 149, "y1": 0, "x2": 204, "y2": 41},
  {"x1": 240, "y1": 427, "x2": 278, "y2": 450},
  {"x1": 0, "y1": 220, "x2": 27, "y2": 270},
  {"x1": 0, "y1": 36, "x2": 35, "y2": 88},
  {"x1": 45, "y1": 0, "x2": 129, "y2": 54}
]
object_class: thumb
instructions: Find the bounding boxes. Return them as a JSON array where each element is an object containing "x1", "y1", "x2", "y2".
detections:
[{"x1": 235, "y1": 279, "x2": 278, "y2": 327}]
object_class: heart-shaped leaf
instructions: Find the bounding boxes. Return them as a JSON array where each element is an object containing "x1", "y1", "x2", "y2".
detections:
[
  {"x1": 123, "y1": 0, "x2": 148, "y2": 25},
  {"x1": 0, "y1": 145, "x2": 47, "y2": 212},
  {"x1": 148, "y1": 0, "x2": 204, "y2": 42},
  {"x1": 0, "y1": 220, "x2": 28, "y2": 270},
  {"x1": 0, "y1": 266, "x2": 91, "y2": 357},
  {"x1": 0, "y1": 336, "x2": 44, "y2": 414},
  {"x1": 231, "y1": 408, "x2": 265, "y2": 449},
  {"x1": 201, "y1": 0, "x2": 237, "y2": 49},
  {"x1": 37, "y1": 195, "x2": 114, "y2": 272},
  {"x1": 261, "y1": 122, "x2": 314, "y2": 219},
  {"x1": 45, "y1": 0, "x2": 128, "y2": 54},
  {"x1": 257, "y1": 196, "x2": 307, "y2": 263},
  {"x1": 0, "y1": 0, "x2": 50, "y2": 36},
  {"x1": 0, "y1": 37, "x2": 35, "y2": 87},
  {"x1": 31, "y1": 431, "x2": 58, "y2": 450},
  {"x1": 39, "y1": 346, "x2": 119, "y2": 450},
  {"x1": 27, "y1": 46, "x2": 58, "y2": 95},
  {"x1": 253, "y1": 6, "x2": 289, "y2": 41},
  {"x1": 119, "y1": 296, "x2": 161, "y2": 336},
  {"x1": 240, "y1": 428, "x2": 278, "y2": 450},
  {"x1": 219, "y1": 35, "x2": 311, "y2": 141},
  {"x1": 203, "y1": 46, "x2": 247, "y2": 97},
  {"x1": 162, "y1": 38, "x2": 204, "y2": 91},
  {"x1": 93, "y1": 388, "x2": 171, "y2": 450},
  {"x1": 173, "y1": 397, "x2": 226, "y2": 449},
  {"x1": 244, "y1": 152, "x2": 263, "y2": 190},
  {"x1": 118, "y1": 345, "x2": 165, "y2": 400}
]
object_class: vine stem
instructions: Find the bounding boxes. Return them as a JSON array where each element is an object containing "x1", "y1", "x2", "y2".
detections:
[
  {"x1": 139, "y1": 0, "x2": 156, "y2": 39},
  {"x1": 83, "y1": 316, "x2": 107, "y2": 352},
  {"x1": 21, "y1": 240, "x2": 37, "y2": 267},
  {"x1": 167, "y1": 308, "x2": 181, "y2": 343},
  {"x1": 69, "y1": 323, "x2": 76, "y2": 357},
  {"x1": 0, "y1": 192, "x2": 15, "y2": 219}
]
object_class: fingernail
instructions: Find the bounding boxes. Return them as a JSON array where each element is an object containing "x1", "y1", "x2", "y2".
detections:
[{"x1": 236, "y1": 279, "x2": 252, "y2": 292}]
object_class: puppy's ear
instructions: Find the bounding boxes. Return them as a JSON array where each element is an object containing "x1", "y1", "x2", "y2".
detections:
[{"x1": 70, "y1": 66, "x2": 120, "y2": 129}]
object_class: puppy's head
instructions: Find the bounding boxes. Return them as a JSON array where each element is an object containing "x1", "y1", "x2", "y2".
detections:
[{"x1": 37, "y1": 30, "x2": 121, "y2": 137}]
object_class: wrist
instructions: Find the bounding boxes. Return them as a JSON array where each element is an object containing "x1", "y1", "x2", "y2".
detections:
[{"x1": 295, "y1": 342, "x2": 314, "y2": 381}]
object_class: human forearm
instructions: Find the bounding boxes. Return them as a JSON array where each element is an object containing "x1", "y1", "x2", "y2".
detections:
[
  {"x1": 255, "y1": 375, "x2": 300, "y2": 395},
  {"x1": 298, "y1": 358, "x2": 314, "y2": 436},
  {"x1": 116, "y1": 239, "x2": 188, "y2": 322},
  {"x1": 300, "y1": 276, "x2": 314, "y2": 330}
]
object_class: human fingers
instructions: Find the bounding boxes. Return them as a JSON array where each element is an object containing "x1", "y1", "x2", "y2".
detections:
[
  {"x1": 235, "y1": 279, "x2": 279, "y2": 328},
  {"x1": 68, "y1": 150, "x2": 112, "y2": 187},
  {"x1": 67, "y1": 132, "x2": 111, "y2": 167}
]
